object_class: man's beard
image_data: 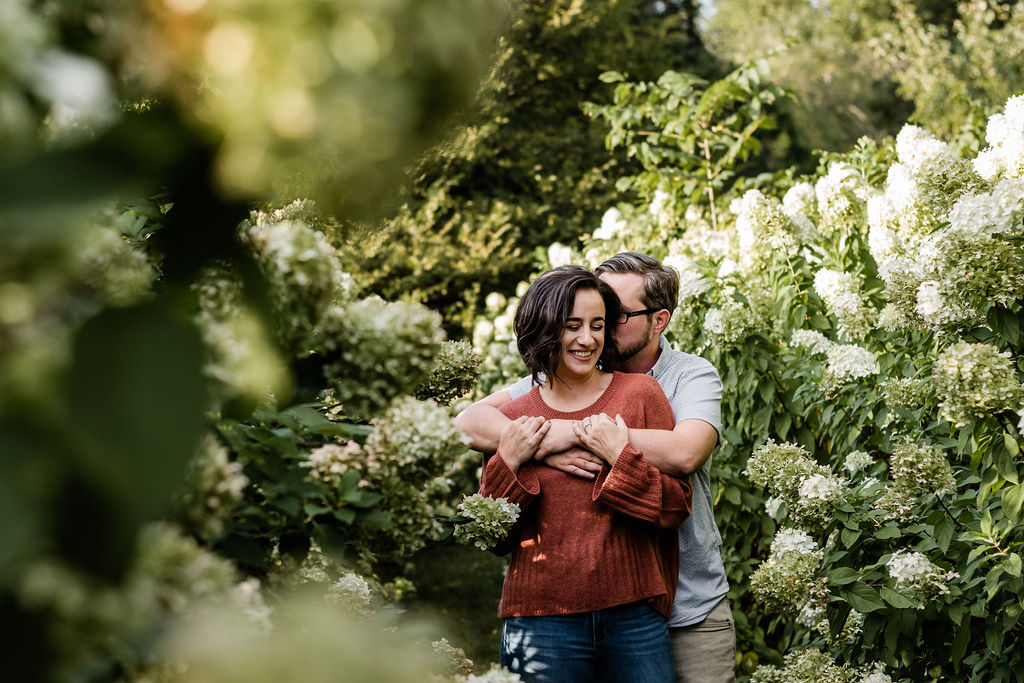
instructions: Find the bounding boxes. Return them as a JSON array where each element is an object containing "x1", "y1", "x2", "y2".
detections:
[{"x1": 616, "y1": 319, "x2": 654, "y2": 361}]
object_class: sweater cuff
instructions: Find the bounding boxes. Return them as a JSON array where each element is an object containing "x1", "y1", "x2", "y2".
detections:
[
  {"x1": 482, "y1": 453, "x2": 540, "y2": 507},
  {"x1": 593, "y1": 443, "x2": 659, "y2": 513}
]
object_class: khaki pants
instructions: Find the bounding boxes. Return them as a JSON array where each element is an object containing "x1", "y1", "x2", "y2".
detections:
[{"x1": 669, "y1": 598, "x2": 736, "y2": 683}]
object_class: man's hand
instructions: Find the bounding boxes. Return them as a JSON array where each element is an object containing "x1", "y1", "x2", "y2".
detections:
[
  {"x1": 574, "y1": 413, "x2": 629, "y2": 466},
  {"x1": 498, "y1": 416, "x2": 550, "y2": 473},
  {"x1": 543, "y1": 447, "x2": 604, "y2": 480}
]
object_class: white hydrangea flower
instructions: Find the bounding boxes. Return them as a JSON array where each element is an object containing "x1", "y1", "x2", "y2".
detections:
[
  {"x1": 895, "y1": 124, "x2": 957, "y2": 180},
  {"x1": 790, "y1": 329, "x2": 833, "y2": 354},
  {"x1": 299, "y1": 441, "x2": 363, "y2": 486},
  {"x1": 796, "y1": 602, "x2": 826, "y2": 629},
  {"x1": 933, "y1": 341, "x2": 1024, "y2": 425},
  {"x1": 888, "y1": 551, "x2": 933, "y2": 585},
  {"x1": 799, "y1": 474, "x2": 842, "y2": 501},
  {"x1": 815, "y1": 162, "x2": 863, "y2": 230},
  {"x1": 770, "y1": 528, "x2": 820, "y2": 558},
  {"x1": 782, "y1": 181, "x2": 817, "y2": 218},
  {"x1": 914, "y1": 280, "x2": 943, "y2": 319},
  {"x1": 823, "y1": 344, "x2": 879, "y2": 386},
  {"x1": 649, "y1": 189, "x2": 672, "y2": 224},
  {"x1": 663, "y1": 252, "x2": 711, "y2": 302},
  {"x1": 594, "y1": 207, "x2": 627, "y2": 239},
  {"x1": 844, "y1": 451, "x2": 873, "y2": 474},
  {"x1": 547, "y1": 242, "x2": 573, "y2": 267},
  {"x1": 717, "y1": 258, "x2": 739, "y2": 279},
  {"x1": 485, "y1": 292, "x2": 507, "y2": 311},
  {"x1": 327, "y1": 572, "x2": 373, "y2": 612},
  {"x1": 765, "y1": 496, "x2": 784, "y2": 520},
  {"x1": 974, "y1": 95, "x2": 1024, "y2": 179},
  {"x1": 813, "y1": 269, "x2": 875, "y2": 340},
  {"x1": 861, "y1": 673, "x2": 893, "y2": 683}
]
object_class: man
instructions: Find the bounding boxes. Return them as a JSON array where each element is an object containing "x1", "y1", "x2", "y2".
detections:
[{"x1": 454, "y1": 252, "x2": 735, "y2": 683}]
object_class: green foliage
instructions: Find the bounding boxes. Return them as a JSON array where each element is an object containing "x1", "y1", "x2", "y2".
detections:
[
  {"x1": 469, "y1": 68, "x2": 1024, "y2": 679},
  {"x1": 339, "y1": 0, "x2": 717, "y2": 333},
  {"x1": 704, "y1": 0, "x2": 913, "y2": 153},
  {"x1": 0, "y1": 0, "x2": 500, "y2": 679},
  {"x1": 877, "y1": 0, "x2": 1024, "y2": 140},
  {"x1": 584, "y1": 60, "x2": 787, "y2": 231}
]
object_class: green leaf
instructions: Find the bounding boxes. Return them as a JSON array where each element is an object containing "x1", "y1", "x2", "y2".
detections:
[
  {"x1": 333, "y1": 507, "x2": 356, "y2": 524},
  {"x1": 1002, "y1": 484, "x2": 1024, "y2": 523},
  {"x1": 874, "y1": 524, "x2": 901, "y2": 540},
  {"x1": 304, "y1": 502, "x2": 332, "y2": 517},
  {"x1": 841, "y1": 527, "x2": 860, "y2": 548},
  {"x1": 66, "y1": 299, "x2": 206, "y2": 578},
  {"x1": 359, "y1": 509, "x2": 392, "y2": 529},
  {"x1": 843, "y1": 581, "x2": 885, "y2": 613},
  {"x1": 880, "y1": 586, "x2": 917, "y2": 609},
  {"x1": 599, "y1": 71, "x2": 625, "y2": 83},
  {"x1": 952, "y1": 616, "x2": 971, "y2": 665},
  {"x1": 1002, "y1": 553, "x2": 1022, "y2": 578},
  {"x1": 827, "y1": 567, "x2": 862, "y2": 585},
  {"x1": 935, "y1": 516, "x2": 955, "y2": 551}
]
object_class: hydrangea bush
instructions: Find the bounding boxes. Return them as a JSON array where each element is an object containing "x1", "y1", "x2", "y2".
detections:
[{"x1": 468, "y1": 90, "x2": 1024, "y2": 681}]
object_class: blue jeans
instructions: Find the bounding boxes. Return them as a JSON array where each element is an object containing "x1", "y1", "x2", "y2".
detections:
[{"x1": 500, "y1": 601, "x2": 674, "y2": 682}]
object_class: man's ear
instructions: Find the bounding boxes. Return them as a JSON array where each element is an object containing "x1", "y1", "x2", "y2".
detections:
[{"x1": 653, "y1": 309, "x2": 672, "y2": 335}]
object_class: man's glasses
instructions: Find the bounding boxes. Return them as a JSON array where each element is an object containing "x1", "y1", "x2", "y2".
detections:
[{"x1": 615, "y1": 308, "x2": 659, "y2": 324}]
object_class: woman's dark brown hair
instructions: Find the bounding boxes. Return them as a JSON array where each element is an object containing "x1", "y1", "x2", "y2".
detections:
[{"x1": 514, "y1": 265, "x2": 621, "y2": 386}]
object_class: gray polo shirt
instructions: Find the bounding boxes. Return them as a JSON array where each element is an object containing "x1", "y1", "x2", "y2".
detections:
[{"x1": 504, "y1": 336, "x2": 728, "y2": 626}]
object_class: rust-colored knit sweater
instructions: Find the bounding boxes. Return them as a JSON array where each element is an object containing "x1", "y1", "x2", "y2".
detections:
[{"x1": 481, "y1": 371, "x2": 692, "y2": 618}]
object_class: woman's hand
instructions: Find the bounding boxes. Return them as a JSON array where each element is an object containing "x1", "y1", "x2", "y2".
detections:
[
  {"x1": 498, "y1": 416, "x2": 551, "y2": 473},
  {"x1": 573, "y1": 413, "x2": 629, "y2": 466}
]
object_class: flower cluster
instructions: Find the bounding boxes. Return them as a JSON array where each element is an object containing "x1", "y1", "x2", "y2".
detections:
[
  {"x1": 973, "y1": 94, "x2": 1024, "y2": 180},
  {"x1": 746, "y1": 441, "x2": 847, "y2": 529},
  {"x1": 731, "y1": 189, "x2": 807, "y2": 259},
  {"x1": 822, "y1": 344, "x2": 879, "y2": 390},
  {"x1": 750, "y1": 528, "x2": 827, "y2": 619},
  {"x1": 751, "y1": 649, "x2": 889, "y2": 683},
  {"x1": 326, "y1": 572, "x2": 373, "y2": 614},
  {"x1": 881, "y1": 376, "x2": 930, "y2": 410},
  {"x1": 932, "y1": 341, "x2": 1024, "y2": 426},
  {"x1": 246, "y1": 215, "x2": 352, "y2": 353},
  {"x1": 432, "y1": 637, "x2": 475, "y2": 677},
  {"x1": 318, "y1": 297, "x2": 444, "y2": 420},
  {"x1": 886, "y1": 550, "x2": 958, "y2": 608},
  {"x1": 815, "y1": 162, "x2": 865, "y2": 233},
  {"x1": 663, "y1": 249, "x2": 713, "y2": 303},
  {"x1": 192, "y1": 265, "x2": 288, "y2": 401},
  {"x1": 593, "y1": 207, "x2": 628, "y2": 240},
  {"x1": 414, "y1": 340, "x2": 480, "y2": 406},
  {"x1": 867, "y1": 109, "x2": 1024, "y2": 333},
  {"x1": 365, "y1": 397, "x2": 466, "y2": 479},
  {"x1": 843, "y1": 450, "x2": 873, "y2": 474},
  {"x1": 352, "y1": 397, "x2": 467, "y2": 558},
  {"x1": 454, "y1": 494, "x2": 521, "y2": 551},
  {"x1": 704, "y1": 299, "x2": 761, "y2": 348},
  {"x1": 70, "y1": 223, "x2": 157, "y2": 308},
  {"x1": 812, "y1": 269, "x2": 876, "y2": 340},
  {"x1": 299, "y1": 441, "x2": 363, "y2": 487},
  {"x1": 178, "y1": 435, "x2": 250, "y2": 540},
  {"x1": 457, "y1": 667, "x2": 525, "y2": 683},
  {"x1": 888, "y1": 443, "x2": 955, "y2": 496},
  {"x1": 781, "y1": 181, "x2": 819, "y2": 236},
  {"x1": 790, "y1": 329, "x2": 833, "y2": 355}
]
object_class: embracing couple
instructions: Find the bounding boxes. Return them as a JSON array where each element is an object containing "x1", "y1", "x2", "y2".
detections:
[{"x1": 455, "y1": 252, "x2": 735, "y2": 683}]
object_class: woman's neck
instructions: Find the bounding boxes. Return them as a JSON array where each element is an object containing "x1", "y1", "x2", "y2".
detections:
[{"x1": 539, "y1": 370, "x2": 613, "y2": 412}]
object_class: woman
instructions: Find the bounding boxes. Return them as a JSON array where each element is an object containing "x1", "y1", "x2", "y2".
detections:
[{"x1": 479, "y1": 265, "x2": 692, "y2": 682}]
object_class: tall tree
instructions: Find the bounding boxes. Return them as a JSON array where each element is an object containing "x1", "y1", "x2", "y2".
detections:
[{"x1": 337, "y1": 0, "x2": 716, "y2": 331}]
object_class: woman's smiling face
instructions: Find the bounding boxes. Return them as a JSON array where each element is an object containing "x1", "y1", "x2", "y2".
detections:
[{"x1": 556, "y1": 288, "x2": 606, "y2": 380}]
